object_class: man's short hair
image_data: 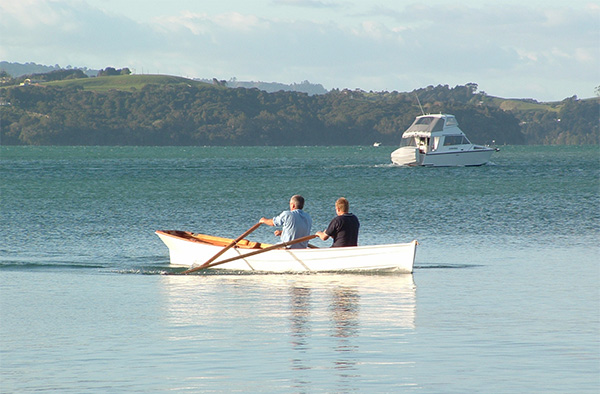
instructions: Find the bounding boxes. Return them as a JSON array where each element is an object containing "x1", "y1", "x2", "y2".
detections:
[
  {"x1": 336, "y1": 197, "x2": 349, "y2": 213},
  {"x1": 291, "y1": 195, "x2": 305, "y2": 209}
]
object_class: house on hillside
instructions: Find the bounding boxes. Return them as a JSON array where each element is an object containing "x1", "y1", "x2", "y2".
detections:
[{"x1": 20, "y1": 78, "x2": 43, "y2": 86}]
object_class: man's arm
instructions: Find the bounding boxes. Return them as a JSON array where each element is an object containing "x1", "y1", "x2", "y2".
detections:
[
  {"x1": 315, "y1": 231, "x2": 330, "y2": 241},
  {"x1": 260, "y1": 217, "x2": 282, "y2": 236},
  {"x1": 260, "y1": 217, "x2": 274, "y2": 226}
]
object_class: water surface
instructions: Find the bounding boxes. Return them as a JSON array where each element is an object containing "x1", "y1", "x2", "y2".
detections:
[{"x1": 1, "y1": 145, "x2": 598, "y2": 393}]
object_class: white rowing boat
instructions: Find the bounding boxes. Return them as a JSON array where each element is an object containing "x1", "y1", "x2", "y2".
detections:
[{"x1": 156, "y1": 230, "x2": 417, "y2": 273}]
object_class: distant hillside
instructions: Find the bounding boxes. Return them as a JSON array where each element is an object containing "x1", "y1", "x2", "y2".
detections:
[
  {"x1": 1, "y1": 61, "x2": 326, "y2": 95},
  {"x1": 45, "y1": 74, "x2": 211, "y2": 92},
  {"x1": 0, "y1": 61, "x2": 98, "y2": 78},
  {"x1": 215, "y1": 78, "x2": 328, "y2": 95},
  {"x1": 1, "y1": 70, "x2": 597, "y2": 146}
]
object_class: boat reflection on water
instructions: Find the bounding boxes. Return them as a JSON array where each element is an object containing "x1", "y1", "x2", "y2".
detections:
[
  {"x1": 285, "y1": 274, "x2": 415, "y2": 383},
  {"x1": 159, "y1": 273, "x2": 416, "y2": 389},
  {"x1": 289, "y1": 284, "x2": 362, "y2": 374},
  {"x1": 330, "y1": 287, "x2": 360, "y2": 371},
  {"x1": 159, "y1": 273, "x2": 415, "y2": 332}
]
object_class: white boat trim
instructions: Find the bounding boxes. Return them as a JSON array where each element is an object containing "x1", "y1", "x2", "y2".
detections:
[{"x1": 156, "y1": 230, "x2": 417, "y2": 273}]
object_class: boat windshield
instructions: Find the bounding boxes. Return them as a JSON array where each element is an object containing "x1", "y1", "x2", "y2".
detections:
[
  {"x1": 432, "y1": 118, "x2": 445, "y2": 132},
  {"x1": 408, "y1": 116, "x2": 444, "y2": 133},
  {"x1": 445, "y1": 117, "x2": 458, "y2": 127},
  {"x1": 400, "y1": 137, "x2": 417, "y2": 147},
  {"x1": 415, "y1": 117, "x2": 435, "y2": 125},
  {"x1": 443, "y1": 135, "x2": 471, "y2": 146}
]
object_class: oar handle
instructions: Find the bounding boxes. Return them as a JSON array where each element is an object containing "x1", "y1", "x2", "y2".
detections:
[{"x1": 182, "y1": 234, "x2": 318, "y2": 274}]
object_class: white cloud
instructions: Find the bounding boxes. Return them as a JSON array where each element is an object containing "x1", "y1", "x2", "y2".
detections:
[
  {"x1": 158, "y1": 12, "x2": 211, "y2": 36},
  {"x1": 574, "y1": 47, "x2": 595, "y2": 64},
  {"x1": 272, "y1": 0, "x2": 343, "y2": 9},
  {"x1": 0, "y1": 0, "x2": 60, "y2": 28},
  {"x1": 159, "y1": 11, "x2": 268, "y2": 36},
  {"x1": 0, "y1": 0, "x2": 598, "y2": 100}
]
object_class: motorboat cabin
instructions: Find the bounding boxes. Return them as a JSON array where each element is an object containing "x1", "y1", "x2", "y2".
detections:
[{"x1": 391, "y1": 114, "x2": 497, "y2": 167}]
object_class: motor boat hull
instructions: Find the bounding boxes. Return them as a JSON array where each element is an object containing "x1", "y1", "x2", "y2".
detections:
[{"x1": 391, "y1": 146, "x2": 495, "y2": 167}]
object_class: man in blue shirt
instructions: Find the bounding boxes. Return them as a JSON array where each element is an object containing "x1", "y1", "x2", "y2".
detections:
[
  {"x1": 316, "y1": 197, "x2": 360, "y2": 247},
  {"x1": 260, "y1": 195, "x2": 312, "y2": 249}
]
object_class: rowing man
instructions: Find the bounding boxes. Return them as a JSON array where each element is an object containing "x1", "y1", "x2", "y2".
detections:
[
  {"x1": 316, "y1": 197, "x2": 360, "y2": 247},
  {"x1": 260, "y1": 195, "x2": 312, "y2": 249}
]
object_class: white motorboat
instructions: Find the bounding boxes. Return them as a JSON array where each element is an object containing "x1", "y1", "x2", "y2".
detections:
[
  {"x1": 391, "y1": 114, "x2": 498, "y2": 167},
  {"x1": 156, "y1": 230, "x2": 417, "y2": 273}
]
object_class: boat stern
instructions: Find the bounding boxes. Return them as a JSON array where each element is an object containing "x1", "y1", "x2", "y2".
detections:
[{"x1": 391, "y1": 147, "x2": 419, "y2": 166}]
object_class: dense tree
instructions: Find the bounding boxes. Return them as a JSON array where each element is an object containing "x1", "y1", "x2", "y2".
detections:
[
  {"x1": 97, "y1": 67, "x2": 131, "y2": 77},
  {"x1": 0, "y1": 78, "x2": 597, "y2": 146}
]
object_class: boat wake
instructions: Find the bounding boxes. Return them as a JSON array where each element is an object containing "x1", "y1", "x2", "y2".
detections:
[
  {"x1": 374, "y1": 163, "x2": 400, "y2": 168},
  {"x1": 0, "y1": 261, "x2": 107, "y2": 271},
  {"x1": 415, "y1": 263, "x2": 482, "y2": 270}
]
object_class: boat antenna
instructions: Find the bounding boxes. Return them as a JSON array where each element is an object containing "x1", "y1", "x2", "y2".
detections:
[{"x1": 415, "y1": 93, "x2": 425, "y2": 115}]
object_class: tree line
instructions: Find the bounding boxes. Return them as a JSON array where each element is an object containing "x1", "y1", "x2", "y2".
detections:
[{"x1": 1, "y1": 76, "x2": 597, "y2": 146}]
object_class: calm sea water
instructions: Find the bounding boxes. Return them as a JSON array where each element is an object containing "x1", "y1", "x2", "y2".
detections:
[{"x1": 1, "y1": 145, "x2": 599, "y2": 393}]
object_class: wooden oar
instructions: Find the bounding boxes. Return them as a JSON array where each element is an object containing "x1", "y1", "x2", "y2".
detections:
[
  {"x1": 184, "y1": 222, "x2": 262, "y2": 273},
  {"x1": 181, "y1": 234, "x2": 318, "y2": 274}
]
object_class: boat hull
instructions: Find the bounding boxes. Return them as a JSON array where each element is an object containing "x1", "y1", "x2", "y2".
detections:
[
  {"x1": 391, "y1": 147, "x2": 419, "y2": 166},
  {"x1": 156, "y1": 230, "x2": 417, "y2": 273},
  {"x1": 391, "y1": 146, "x2": 495, "y2": 167}
]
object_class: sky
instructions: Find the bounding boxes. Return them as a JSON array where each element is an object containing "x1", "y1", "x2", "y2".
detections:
[{"x1": 1, "y1": 0, "x2": 598, "y2": 101}]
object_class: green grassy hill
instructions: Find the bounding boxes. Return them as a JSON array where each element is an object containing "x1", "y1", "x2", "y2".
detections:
[
  {"x1": 44, "y1": 74, "x2": 213, "y2": 92},
  {"x1": 481, "y1": 95, "x2": 561, "y2": 112},
  {"x1": 16, "y1": 73, "x2": 582, "y2": 114}
]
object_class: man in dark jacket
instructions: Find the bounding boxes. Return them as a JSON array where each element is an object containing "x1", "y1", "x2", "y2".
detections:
[{"x1": 316, "y1": 197, "x2": 360, "y2": 247}]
